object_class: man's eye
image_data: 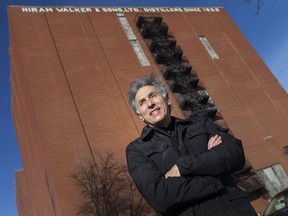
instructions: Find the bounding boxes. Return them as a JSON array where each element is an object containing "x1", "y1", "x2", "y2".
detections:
[{"x1": 151, "y1": 94, "x2": 157, "y2": 98}]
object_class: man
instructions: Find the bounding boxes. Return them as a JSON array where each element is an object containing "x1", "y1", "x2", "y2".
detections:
[{"x1": 126, "y1": 74, "x2": 257, "y2": 216}]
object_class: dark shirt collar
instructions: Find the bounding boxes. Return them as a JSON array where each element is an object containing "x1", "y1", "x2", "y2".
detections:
[{"x1": 140, "y1": 116, "x2": 190, "y2": 140}]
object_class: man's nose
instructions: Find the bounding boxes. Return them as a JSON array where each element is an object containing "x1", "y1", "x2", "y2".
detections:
[{"x1": 147, "y1": 98, "x2": 155, "y2": 107}]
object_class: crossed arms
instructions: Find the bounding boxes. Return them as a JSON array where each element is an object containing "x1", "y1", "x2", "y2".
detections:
[{"x1": 126, "y1": 118, "x2": 245, "y2": 213}]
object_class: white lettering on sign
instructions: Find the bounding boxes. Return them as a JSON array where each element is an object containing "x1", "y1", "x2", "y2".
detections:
[
  {"x1": 20, "y1": 7, "x2": 221, "y2": 13},
  {"x1": 202, "y1": 8, "x2": 220, "y2": 12},
  {"x1": 143, "y1": 7, "x2": 184, "y2": 12},
  {"x1": 22, "y1": 7, "x2": 54, "y2": 13},
  {"x1": 183, "y1": 8, "x2": 202, "y2": 12},
  {"x1": 101, "y1": 7, "x2": 140, "y2": 13},
  {"x1": 55, "y1": 8, "x2": 92, "y2": 13}
]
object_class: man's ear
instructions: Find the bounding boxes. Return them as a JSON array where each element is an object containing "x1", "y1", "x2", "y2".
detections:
[
  {"x1": 167, "y1": 96, "x2": 171, "y2": 105},
  {"x1": 138, "y1": 114, "x2": 145, "y2": 122}
]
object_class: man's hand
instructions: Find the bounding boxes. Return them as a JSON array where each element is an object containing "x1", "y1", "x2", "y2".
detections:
[
  {"x1": 208, "y1": 135, "x2": 222, "y2": 150},
  {"x1": 165, "y1": 135, "x2": 222, "y2": 179},
  {"x1": 165, "y1": 164, "x2": 181, "y2": 179}
]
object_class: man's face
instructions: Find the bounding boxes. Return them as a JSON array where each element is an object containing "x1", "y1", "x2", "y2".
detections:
[{"x1": 135, "y1": 85, "x2": 171, "y2": 128}]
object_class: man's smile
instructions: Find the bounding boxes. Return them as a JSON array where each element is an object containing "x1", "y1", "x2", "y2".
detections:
[{"x1": 150, "y1": 108, "x2": 160, "y2": 116}]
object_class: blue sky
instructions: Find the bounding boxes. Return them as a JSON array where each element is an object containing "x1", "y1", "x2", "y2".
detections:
[{"x1": 1, "y1": 0, "x2": 287, "y2": 215}]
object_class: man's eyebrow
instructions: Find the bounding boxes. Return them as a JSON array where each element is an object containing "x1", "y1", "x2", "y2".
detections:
[
  {"x1": 145, "y1": 91, "x2": 159, "y2": 99},
  {"x1": 138, "y1": 97, "x2": 146, "y2": 103},
  {"x1": 138, "y1": 91, "x2": 159, "y2": 103},
  {"x1": 149, "y1": 91, "x2": 159, "y2": 96}
]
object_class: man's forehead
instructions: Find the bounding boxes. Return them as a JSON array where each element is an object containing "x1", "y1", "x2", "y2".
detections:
[{"x1": 135, "y1": 85, "x2": 159, "y2": 100}]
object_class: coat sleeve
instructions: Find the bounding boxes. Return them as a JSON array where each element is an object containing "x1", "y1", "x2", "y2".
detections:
[
  {"x1": 176, "y1": 116, "x2": 245, "y2": 177},
  {"x1": 126, "y1": 143, "x2": 224, "y2": 213}
]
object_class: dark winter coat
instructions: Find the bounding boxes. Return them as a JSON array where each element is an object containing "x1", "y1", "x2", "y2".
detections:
[{"x1": 126, "y1": 116, "x2": 257, "y2": 216}]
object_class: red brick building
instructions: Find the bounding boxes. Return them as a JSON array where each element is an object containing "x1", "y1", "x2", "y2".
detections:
[{"x1": 9, "y1": 6, "x2": 288, "y2": 215}]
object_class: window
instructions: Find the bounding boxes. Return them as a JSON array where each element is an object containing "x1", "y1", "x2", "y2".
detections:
[
  {"x1": 199, "y1": 36, "x2": 219, "y2": 60},
  {"x1": 117, "y1": 13, "x2": 150, "y2": 66},
  {"x1": 283, "y1": 146, "x2": 288, "y2": 154},
  {"x1": 257, "y1": 164, "x2": 288, "y2": 197}
]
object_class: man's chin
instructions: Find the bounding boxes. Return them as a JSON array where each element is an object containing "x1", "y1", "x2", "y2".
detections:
[
  {"x1": 145, "y1": 120, "x2": 163, "y2": 127},
  {"x1": 152, "y1": 120, "x2": 167, "y2": 128}
]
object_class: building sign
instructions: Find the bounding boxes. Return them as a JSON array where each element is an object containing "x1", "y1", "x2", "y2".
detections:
[{"x1": 20, "y1": 7, "x2": 221, "y2": 13}]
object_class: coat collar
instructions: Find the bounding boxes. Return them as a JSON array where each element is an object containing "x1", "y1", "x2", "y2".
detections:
[{"x1": 140, "y1": 116, "x2": 193, "y2": 140}]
